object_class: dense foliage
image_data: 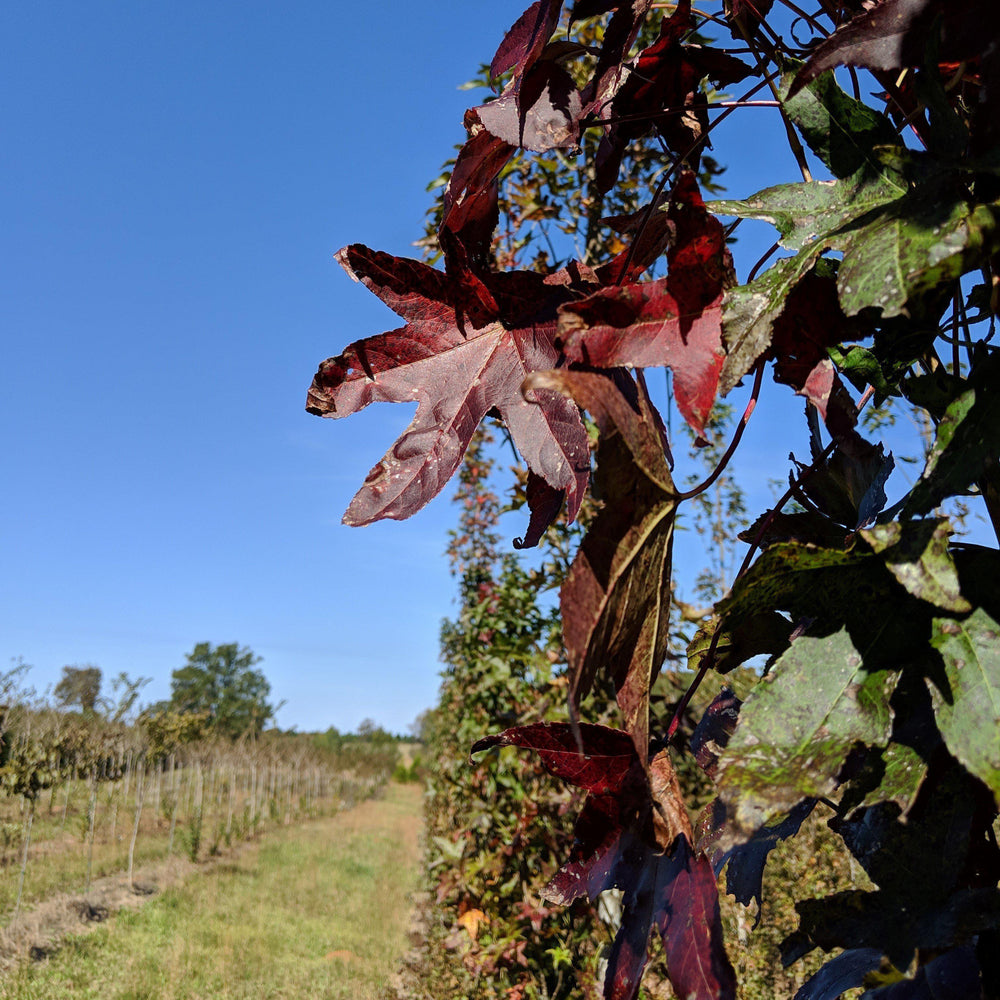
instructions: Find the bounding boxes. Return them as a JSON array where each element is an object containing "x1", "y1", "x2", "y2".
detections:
[
  {"x1": 311, "y1": 2, "x2": 1000, "y2": 998},
  {"x1": 165, "y1": 642, "x2": 275, "y2": 738}
]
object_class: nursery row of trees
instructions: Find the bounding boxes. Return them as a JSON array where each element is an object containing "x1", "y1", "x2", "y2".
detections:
[{"x1": 0, "y1": 652, "x2": 399, "y2": 936}]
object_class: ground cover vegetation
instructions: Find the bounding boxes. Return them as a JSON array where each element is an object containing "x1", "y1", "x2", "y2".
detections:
[
  {"x1": 0, "y1": 653, "x2": 398, "y2": 958},
  {"x1": 0, "y1": 782, "x2": 422, "y2": 1000},
  {"x1": 309, "y1": 1, "x2": 1000, "y2": 997}
]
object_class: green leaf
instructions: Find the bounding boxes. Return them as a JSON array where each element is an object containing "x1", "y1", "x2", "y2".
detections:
[
  {"x1": 686, "y1": 610, "x2": 791, "y2": 676},
  {"x1": 838, "y1": 741, "x2": 928, "y2": 817},
  {"x1": 718, "y1": 255, "x2": 819, "y2": 394},
  {"x1": 719, "y1": 541, "x2": 938, "y2": 684},
  {"x1": 717, "y1": 629, "x2": 895, "y2": 841},
  {"x1": 828, "y1": 344, "x2": 901, "y2": 404},
  {"x1": 930, "y1": 609, "x2": 1000, "y2": 801},
  {"x1": 902, "y1": 368, "x2": 1000, "y2": 518},
  {"x1": 861, "y1": 519, "x2": 971, "y2": 613},
  {"x1": 781, "y1": 68, "x2": 899, "y2": 181},
  {"x1": 711, "y1": 145, "x2": 1000, "y2": 389}
]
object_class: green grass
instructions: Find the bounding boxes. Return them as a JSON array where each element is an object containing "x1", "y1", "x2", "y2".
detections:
[{"x1": 1, "y1": 783, "x2": 423, "y2": 999}]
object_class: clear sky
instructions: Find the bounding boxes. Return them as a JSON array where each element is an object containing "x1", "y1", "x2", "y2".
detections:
[{"x1": 2, "y1": 4, "x2": 970, "y2": 735}]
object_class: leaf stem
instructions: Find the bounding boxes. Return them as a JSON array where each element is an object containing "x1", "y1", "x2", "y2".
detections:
[
  {"x1": 668, "y1": 385, "x2": 876, "y2": 740},
  {"x1": 678, "y1": 362, "x2": 765, "y2": 502}
]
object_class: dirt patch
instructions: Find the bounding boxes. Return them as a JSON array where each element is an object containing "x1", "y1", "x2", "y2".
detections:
[{"x1": 0, "y1": 839, "x2": 263, "y2": 971}]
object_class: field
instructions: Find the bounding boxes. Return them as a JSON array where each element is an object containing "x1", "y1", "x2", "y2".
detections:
[{"x1": 0, "y1": 782, "x2": 422, "y2": 998}]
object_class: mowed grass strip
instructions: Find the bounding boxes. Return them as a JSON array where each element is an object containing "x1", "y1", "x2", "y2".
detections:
[{"x1": 1, "y1": 782, "x2": 422, "y2": 1000}]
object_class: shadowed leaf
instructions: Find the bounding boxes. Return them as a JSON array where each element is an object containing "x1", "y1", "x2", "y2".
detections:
[
  {"x1": 930, "y1": 609, "x2": 1000, "y2": 801},
  {"x1": 717, "y1": 629, "x2": 895, "y2": 844},
  {"x1": 861, "y1": 520, "x2": 970, "y2": 612},
  {"x1": 525, "y1": 370, "x2": 677, "y2": 752}
]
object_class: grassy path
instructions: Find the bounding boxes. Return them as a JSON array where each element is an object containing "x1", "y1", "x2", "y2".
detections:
[{"x1": 0, "y1": 782, "x2": 423, "y2": 999}]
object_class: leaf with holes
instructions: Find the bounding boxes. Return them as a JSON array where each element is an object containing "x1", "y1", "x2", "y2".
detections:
[{"x1": 716, "y1": 629, "x2": 895, "y2": 845}]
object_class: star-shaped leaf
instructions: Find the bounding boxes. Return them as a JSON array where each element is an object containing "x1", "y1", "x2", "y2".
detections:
[
  {"x1": 307, "y1": 244, "x2": 590, "y2": 525},
  {"x1": 473, "y1": 727, "x2": 734, "y2": 1000}
]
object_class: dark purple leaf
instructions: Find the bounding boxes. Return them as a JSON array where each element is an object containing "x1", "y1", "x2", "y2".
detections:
[
  {"x1": 791, "y1": 0, "x2": 1000, "y2": 96},
  {"x1": 470, "y1": 722, "x2": 638, "y2": 793},
  {"x1": 440, "y1": 118, "x2": 515, "y2": 267},
  {"x1": 862, "y1": 946, "x2": 981, "y2": 999},
  {"x1": 513, "y1": 471, "x2": 567, "y2": 549},
  {"x1": 723, "y1": 798, "x2": 816, "y2": 917},
  {"x1": 794, "y1": 947, "x2": 885, "y2": 1000},
  {"x1": 524, "y1": 370, "x2": 677, "y2": 752},
  {"x1": 490, "y1": 0, "x2": 564, "y2": 83},
  {"x1": 689, "y1": 687, "x2": 742, "y2": 779}
]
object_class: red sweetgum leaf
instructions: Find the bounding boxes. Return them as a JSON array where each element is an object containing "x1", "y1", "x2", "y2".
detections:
[
  {"x1": 440, "y1": 118, "x2": 515, "y2": 268},
  {"x1": 476, "y1": 58, "x2": 585, "y2": 152},
  {"x1": 470, "y1": 722, "x2": 639, "y2": 794},
  {"x1": 581, "y1": 0, "x2": 657, "y2": 114},
  {"x1": 524, "y1": 370, "x2": 676, "y2": 754},
  {"x1": 558, "y1": 278, "x2": 725, "y2": 438},
  {"x1": 490, "y1": 0, "x2": 564, "y2": 84},
  {"x1": 307, "y1": 244, "x2": 589, "y2": 525},
  {"x1": 477, "y1": 726, "x2": 730, "y2": 1000},
  {"x1": 558, "y1": 174, "x2": 730, "y2": 439},
  {"x1": 595, "y1": 2, "x2": 751, "y2": 188},
  {"x1": 548, "y1": 828, "x2": 735, "y2": 1000},
  {"x1": 512, "y1": 471, "x2": 565, "y2": 550}
]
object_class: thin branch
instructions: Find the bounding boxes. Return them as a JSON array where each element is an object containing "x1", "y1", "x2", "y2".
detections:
[
  {"x1": 668, "y1": 385, "x2": 876, "y2": 739},
  {"x1": 679, "y1": 362, "x2": 765, "y2": 502},
  {"x1": 614, "y1": 72, "x2": 779, "y2": 285}
]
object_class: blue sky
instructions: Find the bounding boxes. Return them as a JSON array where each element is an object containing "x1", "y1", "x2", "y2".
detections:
[{"x1": 2, "y1": 4, "x2": 968, "y2": 734}]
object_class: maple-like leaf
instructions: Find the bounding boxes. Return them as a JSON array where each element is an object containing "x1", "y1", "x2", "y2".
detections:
[
  {"x1": 861, "y1": 519, "x2": 970, "y2": 613},
  {"x1": 901, "y1": 353, "x2": 1000, "y2": 519},
  {"x1": 793, "y1": 947, "x2": 886, "y2": 1000},
  {"x1": 863, "y1": 946, "x2": 982, "y2": 999},
  {"x1": 490, "y1": 0, "x2": 564, "y2": 84},
  {"x1": 689, "y1": 687, "x2": 741, "y2": 780},
  {"x1": 470, "y1": 722, "x2": 638, "y2": 793},
  {"x1": 714, "y1": 73, "x2": 1000, "y2": 393},
  {"x1": 439, "y1": 119, "x2": 515, "y2": 268},
  {"x1": 558, "y1": 173, "x2": 732, "y2": 439},
  {"x1": 523, "y1": 370, "x2": 677, "y2": 753},
  {"x1": 595, "y1": 1, "x2": 751, "y2": 188},
  {"x1": 929, "y1": 608, "x2": 1000, "y2": 802},
  {"x1": 476, "y1": 56, "x2": 584, "y2": 152},
  {"x1": 473, "y1": 726, "x2": 734, "y2": 1000},
  {"x1": 306, "y1": 245, "x2": 590, "y2": 525},
  {"x1": 716, "y1": 629, "x2": 895, "y2": 845}
]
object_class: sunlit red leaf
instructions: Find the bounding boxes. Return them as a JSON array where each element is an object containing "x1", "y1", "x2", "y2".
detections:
[
  {"x1": 558, "y1": 174, "x2": 731, "y2": 439},
  {"x1": 306, "y1": 245, "x2": 590, "y2": 525},
  {"x1": 490, "y1": 0, "x2": 564, "y2": 83},
  {"x1": 470, "y1": 722, "x2": 639, "y2": 794}
]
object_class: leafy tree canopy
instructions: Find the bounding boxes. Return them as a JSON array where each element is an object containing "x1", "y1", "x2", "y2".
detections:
[
  {"x1": 53, "y1": 664, "x2": 101, "y2": 715},
  {"x1": 169, "y1": 642, "x2": 274, "y2": 739}
]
